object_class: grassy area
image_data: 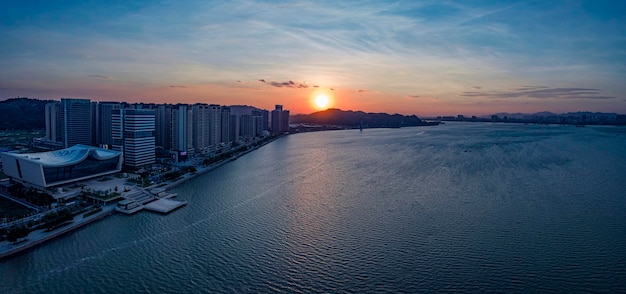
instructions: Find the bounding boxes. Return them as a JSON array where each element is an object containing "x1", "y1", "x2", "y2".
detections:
[
  {"x1": 0, "y1": 130, "x2": 45, "y2": 149},
  {"x1": 0, "y1": 197, "x2": 35, "y2": 219},
  {"x1": 83, "y1": 207, "x2": 103, "y2": 218}
]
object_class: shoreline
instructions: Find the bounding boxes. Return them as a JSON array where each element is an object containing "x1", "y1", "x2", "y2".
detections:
[
  {"x1": 0, "y1": 205, "x2": 115, "y2": 260},
  {"x1": 0, "y1": 135, "x2": 282, "y2": 261},
  {"x1": 159, "y1": 135, "x2": 280, "y2": 192}
]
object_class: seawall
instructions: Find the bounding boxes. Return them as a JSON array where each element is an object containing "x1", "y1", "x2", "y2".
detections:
[{"x1": 0, "y1": 207, "x2": 115, "y2": 260}]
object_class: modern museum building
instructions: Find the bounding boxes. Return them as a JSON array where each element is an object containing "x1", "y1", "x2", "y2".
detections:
[{"x1": 1, "y1": 144, "x2": 122, "y2": 189}]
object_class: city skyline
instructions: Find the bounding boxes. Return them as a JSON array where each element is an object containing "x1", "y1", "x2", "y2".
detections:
[{"x1": 1, "y1": 1, "x2": 625, "y2": 116}]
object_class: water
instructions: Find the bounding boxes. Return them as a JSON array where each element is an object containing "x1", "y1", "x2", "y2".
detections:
[{"x1": 1, "y1": 123, "x2": 626, "y2": 292}]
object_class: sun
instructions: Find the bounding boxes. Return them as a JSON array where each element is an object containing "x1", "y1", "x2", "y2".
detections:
[{"x1": 314, "y1": 93, "x2": 331, "y2": 110}]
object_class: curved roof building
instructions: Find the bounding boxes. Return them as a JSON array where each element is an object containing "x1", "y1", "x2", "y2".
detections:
[{"x1": 1, "y1": 145, "x2": 122, "y2": 188}]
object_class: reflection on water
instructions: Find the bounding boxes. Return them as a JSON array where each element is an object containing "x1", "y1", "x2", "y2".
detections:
[{"x1": 1, "y1": 123, "x2": 626, "y2": 293}]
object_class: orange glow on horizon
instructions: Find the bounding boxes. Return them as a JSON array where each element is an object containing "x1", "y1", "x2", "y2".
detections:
[
  {"x1": 310, "y1": 91, "x2": 334, "y2": 111},
  {"x1": 48, "y1": 80, "x2": 495, "y2": 117}
]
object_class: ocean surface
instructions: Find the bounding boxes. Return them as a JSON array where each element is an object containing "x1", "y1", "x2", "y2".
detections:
[{"x1": 1, "y1": 122, "x2": 626, "y2": 293}]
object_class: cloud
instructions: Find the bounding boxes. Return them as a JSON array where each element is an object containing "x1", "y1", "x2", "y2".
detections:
[
  {"x1": 330, "y1": 88, "x2": 335, "y2": 91},
  {"x1": 169, "y1": 85, "x2": 187, "y2": 88},
  {"x1": 313, "y1": 85, "x2": 319, "y2": 88},
  {"x1": 88, "y1": 74, "x2": 111, "y2": 79},
  {"x1": 461, "y1": 86, "x2": 615, "y2": 100},
  {"x1": 259, "y1": 79, "x2": 309, "y2": 89},
  {"x1": 515, "y1": 86, "x2": 549, "y2": 91},
  {"x1": 472, "y1": 86, "x2": 482, "y2": 89},
  {"x1": 357, "y1": 89, "x2": 367, "y2": 92},
  {"x1": 236, "y1": 80, "x2": 242, "y2": 83},
  {"x1": 408, "y1": 95, "x2": 420, "y2": 98}
]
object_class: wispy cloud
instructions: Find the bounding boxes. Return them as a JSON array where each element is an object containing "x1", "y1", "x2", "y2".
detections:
[
  {"x1": 169, "y1": 85, "x2": 187, "y2": 88},
  {"x1": 88, "y1": 74, "x2": 111, "y2": 79},
  {"x1": 1, "y1": 0, "x2": 624, "y2": 114},
  {"x1": 461, "y1": 87, "x2": 615, "y2": 100},
  {"x1": 259, "y1": 79, "x2": 309, "y2": 89}
]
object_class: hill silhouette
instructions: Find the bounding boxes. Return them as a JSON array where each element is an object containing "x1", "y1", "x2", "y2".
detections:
[
  {"x1": 0, "y1": 98, "x2": 53, "y2": 130},
  {"x1": 290, "y1": 108, "x2": 433, "y2": 128}
]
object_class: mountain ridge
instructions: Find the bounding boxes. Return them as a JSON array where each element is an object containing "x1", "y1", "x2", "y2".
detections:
[{"x1": 290, "y1": 108, "x2": 434, "y2": 128}]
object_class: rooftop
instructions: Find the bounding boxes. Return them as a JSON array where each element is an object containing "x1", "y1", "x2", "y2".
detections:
[{"x1": 3, "y1": 144, "x2": 121, "y2": 167}]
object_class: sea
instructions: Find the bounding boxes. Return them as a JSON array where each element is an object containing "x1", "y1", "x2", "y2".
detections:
[{"x1": 1, "y1": 122, "x2": 625, "y2": 293}]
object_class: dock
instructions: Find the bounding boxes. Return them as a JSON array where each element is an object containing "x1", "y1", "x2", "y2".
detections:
[
  {"x1": 115, "y1": 189, "x2": 186, "y2": 215},
  {"x1": 144, "y1": 198, "x2": 188, "y2": 213}
]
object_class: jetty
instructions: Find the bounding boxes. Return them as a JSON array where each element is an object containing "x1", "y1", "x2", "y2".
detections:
[{"x1": 115, "y1": 188, "x2": 187, "y2": 215}]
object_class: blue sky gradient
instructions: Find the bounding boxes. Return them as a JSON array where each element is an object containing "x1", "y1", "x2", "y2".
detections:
[{"x1": 1, "y1": 0, "x2": 625, "y2": 115}]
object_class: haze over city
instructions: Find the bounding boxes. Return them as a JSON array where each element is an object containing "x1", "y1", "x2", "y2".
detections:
[{"x1": 1, "y1": 0, "x2": 625, "y2": 116}]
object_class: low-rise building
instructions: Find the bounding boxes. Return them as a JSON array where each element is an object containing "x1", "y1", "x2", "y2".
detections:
[{"x1": 0, "y1": 144, "x2": 122, "y2": 188}]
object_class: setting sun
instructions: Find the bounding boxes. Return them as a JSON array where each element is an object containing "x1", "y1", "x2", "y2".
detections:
[{"x1": 314, "y1": 93, "x2": 331, "y2": 110}]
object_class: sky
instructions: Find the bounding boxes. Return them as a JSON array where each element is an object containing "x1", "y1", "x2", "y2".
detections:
[{"x1": 1, "y1": 0, "x2": 625, "y2": 116}]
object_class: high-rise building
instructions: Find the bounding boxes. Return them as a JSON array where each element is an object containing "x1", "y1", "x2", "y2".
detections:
[
  {"x1": 192, "y1": 104, "x2": 211, "y2": 152},
  {"x1": 221, "y1": 107, "x2": 231, "y2": 143},
  {"x1": 59, "y1": 98, "x2": 93, "y2": 148},
  {"x1": 230, "y1": 114, "x2": 239, "y2": 143},
  {"x1": 252, "y1": 109, "x2": 269, "y2": 131},
  {"x1": 45, "y1": 102, "x2": 60, "y2": 142},
  {"x1": 112, "y1": 108, "x2": 156, "y2": 168},
  {"x1": 208, "y1": 104, "x2": 221, "y2": 146},
  {"x1": 253, "y1": 115, "x2": 263, "y2": 136},
  {"x1": 271, "y1": 105, "x2": 290, "y2": 134},
  {"x1": 95, "y1": 102, "x2": 121, "y2": 148},
  {"x1": 171, "y1": 104, "x2": 193, "y2": 154},
  {"x1": 239, "y1": 115, "x2": 254, "y2": 138},
  {"x1": 156, "y1": 104, "x2": 172, "y2": 149}
]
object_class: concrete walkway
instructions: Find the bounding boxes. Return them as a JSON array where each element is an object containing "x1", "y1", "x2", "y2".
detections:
[{"x1": 0, "y1": 204, "x2": 116, "y2": 260}]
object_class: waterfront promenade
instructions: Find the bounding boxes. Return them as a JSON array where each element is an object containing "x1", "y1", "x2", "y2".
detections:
[
  {"x1": 0, "y1": 135, "x2": 280, "y2": 260},
  {"x1": 0, "y1": 204, "x2": 115, "y2": 260}
]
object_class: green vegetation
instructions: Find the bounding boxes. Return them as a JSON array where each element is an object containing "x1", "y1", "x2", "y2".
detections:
[
  {"x1": 38, "y1": 208, "x2": 79, "y2": 232},
  {"x1": 0, "y1": 98, "x2": 53, "y2": 130},
  {"x1": 0, "y1": 197, "x2": 35, "y2": 219},
  {"x1": 5, "y1": 225, "x2": 30, "y2": 243},
  {"x1": 7, "y1": 183, "x2": 55, "y2": 207},
  {"x1": 126, "y1": 175, "x2": 152, "y2": 187},
  {"x1": 0, "y1": 130, "x2": 46, "y2": 150},
  {"x1": 162, "y1": 166, "x2": 196, "y2": 181},
  {"x1": 83, "y1": 207, "x2": 103, "y2": 218},
  {"x1": 80, "y1": 188, "x2": 121, "y2": 200},
  {"x1": 202, "y1": 145, "x2": 250, "y2": 166}
]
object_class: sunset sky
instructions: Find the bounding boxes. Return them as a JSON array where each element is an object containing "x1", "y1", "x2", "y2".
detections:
[{"x1": 1, "y1": 0, "x2": 625, "y2": 116}]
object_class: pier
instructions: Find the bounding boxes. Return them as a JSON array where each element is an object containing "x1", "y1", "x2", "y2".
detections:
[{"x1": 115, "y1": 189, "x2": 186, "y2": 215}]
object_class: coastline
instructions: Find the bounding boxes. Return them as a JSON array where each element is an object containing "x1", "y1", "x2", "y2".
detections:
[
  {"x1": 0, "y1": 205, "x2": 115, "y2": 260},
  {"x1": 0, "y1": 135, "x2": 281, "y2": 261},
  {"x1": 159, "y1": 135, "x2": 279, "y2": 192}
]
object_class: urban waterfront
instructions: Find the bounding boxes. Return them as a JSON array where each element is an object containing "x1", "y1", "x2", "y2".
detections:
[{"x1": 1, "y1": 122, "x2": 625, "y2": 293}]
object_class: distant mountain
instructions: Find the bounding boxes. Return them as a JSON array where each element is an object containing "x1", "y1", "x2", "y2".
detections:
[
  {"x1": 228, "y1": 105, "x2": 266, "y2": 116},
  {"x1": 290, "y1": 108, "x2": 432, "y2": 128},
  {"x1": 490, "y1": 111, "x2": 618, "y2": 119},
  {"x1": 0, "y1": 98, "x2": 54, "y2": 130}
]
